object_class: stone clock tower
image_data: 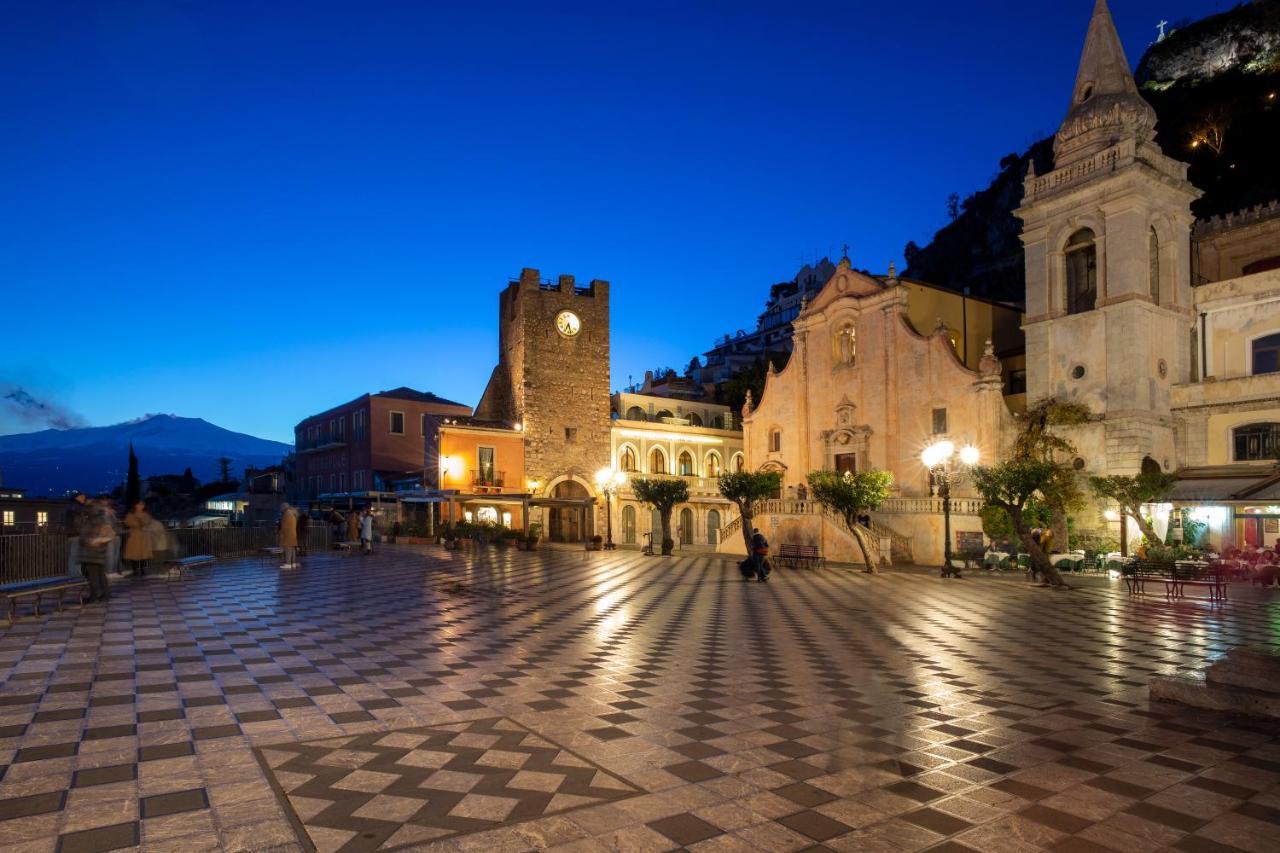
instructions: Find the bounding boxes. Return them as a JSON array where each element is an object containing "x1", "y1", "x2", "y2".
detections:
[
  {"x1": 1017, "y1": 0, "x2": 1199, "y2": 475},
  {"x1": 475, "y1": 267, "x2": 612, "y2": 498}
]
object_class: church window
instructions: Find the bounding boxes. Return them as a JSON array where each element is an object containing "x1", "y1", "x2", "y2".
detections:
[
  {"x1": 931, "y1": 408, "x2": 948, "y2": 435},
  {"x1": 835, "y1": 453, "x2": 857, "y2": 475},
  {"x1": 1234, "y1": 424, "x2": 1280, "y2": 461},
  {"x1": 389, "y1": 411, "x2": 405, "y2": 435},
  {"x1": 731, "y1": 453, "x2": 746, "y2": 473},
  {"x1": 1065, "y1": 229, "x2": 1097, "y2": 314},
  {"x1": 1252, "y1": 334, "x2": 1280, "y2": 375},
  {"x1": 770, "y1": 429, "x2": 782, "y2": 452},
  {"x1": 1149, "y1": 228, "x2": 1160, "y2": 304},
  {"x1": 678, "y1": 451, "x2": 694, "y2": 476},
  {"x1": 705, "y1": 453, "x2": 721, "y2": 478},
  {"x1": 650, "y1": 448, "x2": 667, "y2": 474},
  {"x1": 625, "y1": 406, "x2": 646, "y2": 421},
  {"x1": 620, "y1": 446, "x2": 637, "y2": 472}
]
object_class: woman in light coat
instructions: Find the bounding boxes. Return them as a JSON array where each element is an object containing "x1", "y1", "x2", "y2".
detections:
[
  {"x1": 279, "y1": 503, "x2": 298, "y2": 568},
  {"x1": 123, "y1": 501, "x2": 154, "y2": 576}
]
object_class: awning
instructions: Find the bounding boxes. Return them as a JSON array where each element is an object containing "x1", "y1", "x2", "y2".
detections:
[{"x1": 1171, "y1": 465, "x2": 1280, "y2": 502}]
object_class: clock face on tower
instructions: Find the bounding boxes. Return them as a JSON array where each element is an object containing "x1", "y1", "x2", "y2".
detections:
[{"x1": 555, "y1": 310, "x2": 581, "y2": 338}]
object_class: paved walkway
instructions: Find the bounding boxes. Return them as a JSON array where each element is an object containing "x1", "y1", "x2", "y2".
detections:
[{"x1": 1, "y1": 547, "x2": 1278, "y2": 852}]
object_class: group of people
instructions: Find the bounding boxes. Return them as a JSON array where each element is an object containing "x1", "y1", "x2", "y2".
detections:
[
  {"x1": 64, "y1": 494, "x2": 163, "y2": 603},
  {"x1": 277, "y1": 504, "x2": 376, "y2": 568}
]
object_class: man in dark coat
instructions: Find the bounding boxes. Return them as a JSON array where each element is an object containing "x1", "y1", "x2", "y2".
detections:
[
  {"x1": 77, "y1": 501, "x2": 115, "y2": 602},
  {"x1": 750, "y1": 527, "x2": 770, "y2": 583}
]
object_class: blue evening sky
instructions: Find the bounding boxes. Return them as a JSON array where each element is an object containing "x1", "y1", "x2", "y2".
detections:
[{"x1": 1, "y1": 0, "x2": 1221, "y2": 443}]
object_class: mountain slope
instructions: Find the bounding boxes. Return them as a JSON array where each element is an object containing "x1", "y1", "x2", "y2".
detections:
[{"x1": 0, "y1": 415, "x2": 292, "y2": 496}]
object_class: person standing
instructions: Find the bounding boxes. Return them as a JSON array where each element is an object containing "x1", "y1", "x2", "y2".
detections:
[
  {"x1": 750, "y1": 527, "x2": 770, "y2": 583},
  {"x1": 279, "y1": 503, "x2": 298, "y2": 568},
  {"x1": 360, "y1": 509, "x2": 374, "y2": 554},
  {"x1": 123, "y1": 501, "x2": 155, "y2": 576},
  {"x1": 346, "y1": 510, "x2": 360, "y2": 544},
  {"x1": 78, "y1": 501, "x2": 116, "y2": 602},
  {"x1": 65, "y1": 492, "x2": 89, "y2": 577},
  {"x1": 296, "y1": 511, "x2": 310, "y2": 557}
]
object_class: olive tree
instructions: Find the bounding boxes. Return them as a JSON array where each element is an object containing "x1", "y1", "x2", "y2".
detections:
[
  {"x1": 1089, "y1": 472, "x2": 1177, "y2": 545},
  {"x1": 971, "y1": 459, "x2": 1069, "y2": 588},
  {"x1": 717, "y1": 471, "x2": 782, "y2": 555},
  {"x1": 806, "y1": 469, "x2": 893, "y2": 573},
  {"x1": 631, "y1": 477, "x2": 689, "y2": 555}
]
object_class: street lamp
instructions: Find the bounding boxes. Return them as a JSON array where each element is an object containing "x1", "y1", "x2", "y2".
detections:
[
  {"x1": 921, "y1": 440, "x2": 980, "y2": 577},
  {"x1": 595, "y1": 467, "x2": 627, "y2": 550}
]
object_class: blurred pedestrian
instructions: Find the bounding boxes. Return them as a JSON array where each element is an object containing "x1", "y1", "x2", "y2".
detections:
[
  {"x1": 346, "y1": 511, "x2": 360, "y2": 544},
  {"x1": 65, "y1": 492, "x2": 89, "y2": 576},
  {"x1": 279, "y1": 503, "x2": 299, "y2": 568},
  {"x1": 123, "y1": 500, "x2": 154, "y2": 576},
  {"x1": 360, "y1": 509, "x2": 374, "y2": 554},
  {"x1": 78, "y1": 500, "x2": 116, "y2": 602}
]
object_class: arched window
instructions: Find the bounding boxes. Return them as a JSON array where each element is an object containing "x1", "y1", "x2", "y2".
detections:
[
  {"x1": 1253, "y1": 333, "x2": 1280, "y2": 375},
  {"x1": 679, "y1": 508, "x2": 694, "y2": 544},
  {"x1": 649, "y1": 447, "x2": 667, "y2": 474},
  {"x1": 835, "y1": 324, "x2": 856, "y2": 365},
  {"x1": 625, "y1": 406, "x2": 646, "y2": 422},
  {"x1": 687, "y1": 413, "x2": 703, "y2": 427},
  {"x1": 770, "y1": 429, "x2": 782, "y2": 452},
  {"x1": 621, "y1": 505, "x2": 636, "y2": 544},
  {"x1": 1234, "y1": 423, "x2": 1280, "y2": 461},
  {"x1": 1065, "y1": 228, "x2": 1097, "y2": 315},
  {"x1": 620, "y1": 446, "x2": 637, "y2": 472},
  {"x1": 712, "y1": 415, "x2": 724, "y2": 429},
  {"x1": 655, "y1": 410, "x2": 674, "y2": 421},
  {"x1": 707, "y1": 509, "x2": 721, "y2": 544},
  {"x1": 732, "y1": 453, "x2": 746, "y2": 473},
  {"x1": 1149, "y1": 228, "x2": 1160, "y2": 304},
  {"x1": 705, "y1": 453, "x2": 721, "y2": 478},
  {"x1": 678, "y1": 451, "x2": 694, "y2": 476}
]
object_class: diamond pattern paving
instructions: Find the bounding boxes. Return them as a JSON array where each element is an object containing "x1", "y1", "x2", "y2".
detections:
[
  {"x1": 256, "y1": 716, "x2": 639, "y2": 849},
  {"x1": 0, "y1": 546, "x2": 1277, "y2": 851}
]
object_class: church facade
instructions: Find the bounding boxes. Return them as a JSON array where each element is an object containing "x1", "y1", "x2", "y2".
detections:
[{"x1": 740, "y1": 0, "x2": 1280, "y2": 562}]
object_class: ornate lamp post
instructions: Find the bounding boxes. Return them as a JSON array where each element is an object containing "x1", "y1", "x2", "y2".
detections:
[
  {"x1": 921, "y1": 440, "x2": 980, "y2": 577},
  {"x1": 595, "y1": 467, "x2": 627, "y2": 550}
]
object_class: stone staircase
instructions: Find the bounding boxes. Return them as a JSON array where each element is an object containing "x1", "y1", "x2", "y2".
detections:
[{"x1": 718, "y1": 500, "x2": 913, "y2": 566}]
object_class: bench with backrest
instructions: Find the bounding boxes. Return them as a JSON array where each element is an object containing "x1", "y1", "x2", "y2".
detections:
[
  {"x1": 777, "y1": 543, "x2": 823, "y2": 570},
  {"x1": 164, "y1": 554, "x2": 214, "y2": 580},
  {"x1": 1, "y1": 576, "x2": 90, "y2": 625},
  {"x1": 1125, "y1": 560, "x2": 1227, "y2": 602}
]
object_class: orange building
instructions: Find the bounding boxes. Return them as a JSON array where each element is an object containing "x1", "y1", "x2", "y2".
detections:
[{"x1": 437, "y1": 419, "x2": 530, "y2": 529}]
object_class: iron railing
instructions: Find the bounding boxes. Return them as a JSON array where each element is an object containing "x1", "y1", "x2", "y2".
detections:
[{"x1": 1, "y1": 526, "x2": 332, "y2": 584}]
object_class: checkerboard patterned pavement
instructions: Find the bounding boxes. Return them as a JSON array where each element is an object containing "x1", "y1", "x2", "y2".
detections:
[{"x1": 1, "y1": 547, "x2": 1279, "y2": 852}]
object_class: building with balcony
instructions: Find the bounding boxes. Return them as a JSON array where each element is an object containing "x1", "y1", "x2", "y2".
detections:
[
  {"x1": 292, "y1": 387, "x2": 471, "y2": 502},
  {"x1": 609, "y1": 392, "x2": 743, "y2": 550}
]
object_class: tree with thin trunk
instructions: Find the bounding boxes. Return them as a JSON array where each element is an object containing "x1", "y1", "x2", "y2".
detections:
[
  {"x1": 717, "y1": 471, "x2": 782, "y2": 555},
  {"x1": 806, "y1": 469, "x2": 893, "y2": 573},
  {"x1": 216, "y1": 456, "x2": 233, "y2": 483},
  {"x1": 631, "y1": 477, "x2": 689, "y2": 555},
  {"x1": 1013, "y1": 398, "x2": 1091, "y2": 549},
  {"x1": 125, "y1": 442, "x2": 141, "y2": 509},
  {"x1": 1089, "y1": 472, "x2": 1177, "y2": 545},
  {"x1": 972, "y1": 460, "x2": 1069, "y2": 588}
]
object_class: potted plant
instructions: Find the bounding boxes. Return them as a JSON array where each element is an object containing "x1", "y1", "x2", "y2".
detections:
[{"x1": 521, "y1": 522, "x2": 543, "y2": 551}]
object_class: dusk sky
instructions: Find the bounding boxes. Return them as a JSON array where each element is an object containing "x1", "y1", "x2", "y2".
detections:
[{"x1": 2, "y1": 0, "x2": 1224, "y2": 443}]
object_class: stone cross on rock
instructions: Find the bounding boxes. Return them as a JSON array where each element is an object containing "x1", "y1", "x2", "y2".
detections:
[{"x1": 1157, "y1": 19, "x2": 1168, "y2": 41}]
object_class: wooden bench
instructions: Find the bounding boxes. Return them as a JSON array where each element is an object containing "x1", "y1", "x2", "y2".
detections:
[
  {"x1": 1124, "y1": 561, "x2": 1227, "y2": 603},
  {"x1": 777, "y1": 543, "x2": 823, "y2": 570},
  {"x1": 164, "y1": 554, "x2": 214, "y2": 580},
  {"x1": 1, "y1": 576, "x2": 89, "y2": 625}
]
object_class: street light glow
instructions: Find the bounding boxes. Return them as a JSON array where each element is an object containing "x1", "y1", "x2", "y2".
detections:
[
  {"x1": 921, "y1": 440, "x2": 954, "y2": 468},
  {"x1": 959, "y1": 445, "x2": 980, "y2": 466}
]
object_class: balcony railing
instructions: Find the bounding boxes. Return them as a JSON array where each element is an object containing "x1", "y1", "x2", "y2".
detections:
[
  {"x1": 297, "y1": 434, "x2": 348, "y2": 453},
  {"x1": 469, "y1": 470, "x2": 507, "y2": 490}
]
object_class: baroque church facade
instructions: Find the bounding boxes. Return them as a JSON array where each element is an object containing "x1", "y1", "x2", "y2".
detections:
[{"x1": 741, "y1": 0, "x2": 1280, "y2": 563}]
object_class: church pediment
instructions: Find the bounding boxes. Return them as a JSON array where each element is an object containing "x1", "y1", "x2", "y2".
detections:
[{"x1": 801, "y1": 258, "x2": 889, "y2": 316}]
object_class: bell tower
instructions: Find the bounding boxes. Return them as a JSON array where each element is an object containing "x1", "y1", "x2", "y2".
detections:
[{"x1": 1017, "y1": 0, "x2": 1200, "y2": 474}]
